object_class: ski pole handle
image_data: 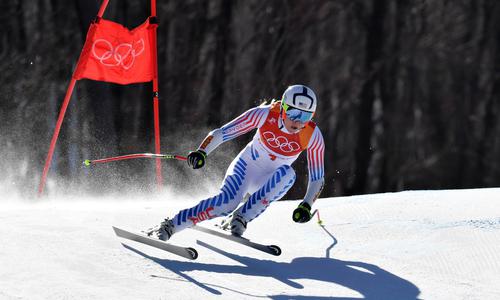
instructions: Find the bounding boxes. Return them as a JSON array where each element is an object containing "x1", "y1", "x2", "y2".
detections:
[{"x1": 83, "y1": 153, "x2": 187, "y2": 166}]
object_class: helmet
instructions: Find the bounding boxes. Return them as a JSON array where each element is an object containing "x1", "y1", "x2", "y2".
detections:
[{"x1": 281, "y1": 85, "x2": 317, "y2": 123}]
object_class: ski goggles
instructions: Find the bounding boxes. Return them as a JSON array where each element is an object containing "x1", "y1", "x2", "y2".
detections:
[{"x1": 282, "y1": 103, "x2": 314, "y2": 123}]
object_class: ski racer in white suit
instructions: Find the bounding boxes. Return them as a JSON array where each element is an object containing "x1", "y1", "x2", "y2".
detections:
[{"x1": 152, "y1": 85, "x2": 325, "y2": 241}]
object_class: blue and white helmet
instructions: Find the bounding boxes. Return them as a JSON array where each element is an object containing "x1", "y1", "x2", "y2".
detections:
[
  {"x1": 281, "y1": 85, "x2": 317, "y2": 123},
  {"x1": 281, "y1": 84, "x2": 317, "y2": 113}
]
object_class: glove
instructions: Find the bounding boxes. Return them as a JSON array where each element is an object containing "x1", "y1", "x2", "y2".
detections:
[
  {"x1": 187, "y1": 150, "x2": 207, "y2": 169},
  {"x1": 292, "y1": 202, "x2": 312, "y2": 223}
]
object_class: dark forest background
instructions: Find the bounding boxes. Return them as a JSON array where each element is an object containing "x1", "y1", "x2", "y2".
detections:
[{"x1": 1, "y1": 0, "x2": 499, "y2": 199}]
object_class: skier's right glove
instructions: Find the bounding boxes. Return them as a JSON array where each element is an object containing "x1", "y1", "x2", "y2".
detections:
[
  {"x1": 292, "y1": 202, "x2": 312, "y2": 223},
  {"x1": 187, "y1": 150, "x2": 207, "y2": 169}
]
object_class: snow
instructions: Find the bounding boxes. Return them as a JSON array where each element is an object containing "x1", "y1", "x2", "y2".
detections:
[{"x1": 1, "y1": 188, "x2": 500, "y2": 299}]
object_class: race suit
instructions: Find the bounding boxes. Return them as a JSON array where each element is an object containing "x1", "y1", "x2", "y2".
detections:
[{"x1": 171, "y1": 101, "x2": 325, "y2": 232}]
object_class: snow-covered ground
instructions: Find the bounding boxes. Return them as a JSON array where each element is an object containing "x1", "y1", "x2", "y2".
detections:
[{"x1": 1, "y1": 188, "x2": 500, "y2": 299}]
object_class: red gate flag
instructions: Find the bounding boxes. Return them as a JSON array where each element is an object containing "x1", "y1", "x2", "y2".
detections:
[
  {"x1": 73, "y1": 18, "x2": 154, "y2": 85},
  {"x1": 38, "y1": 1, "x2": 165, "y2": 197}
]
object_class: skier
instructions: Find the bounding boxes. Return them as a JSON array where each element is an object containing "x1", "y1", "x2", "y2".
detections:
[{"x1": 150, "y1": 84, "x2": 325, "y2": 241}]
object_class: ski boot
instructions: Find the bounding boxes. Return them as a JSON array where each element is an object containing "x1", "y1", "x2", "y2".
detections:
[
  {"x1": 220, "y1": 212, "x2": 247, "y2": 236},
  {"x1": 145, "y1": 218, "x2": 175, "y2": 241}
]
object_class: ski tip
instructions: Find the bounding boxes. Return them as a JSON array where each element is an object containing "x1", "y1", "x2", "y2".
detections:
[{"x1": 112, "y1": 226, "x2": 121, "y2": 236}]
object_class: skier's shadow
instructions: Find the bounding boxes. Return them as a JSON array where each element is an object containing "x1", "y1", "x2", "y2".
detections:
[{"x1": 122, "y1": 238, "x2": 420, "y2": 299}]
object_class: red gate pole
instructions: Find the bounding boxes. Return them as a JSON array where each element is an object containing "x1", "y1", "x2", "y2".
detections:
[
  {"x1": 38, "y1": 79, "x2": 77, "y2": 196},
  {"x1": 150, "y1": 0, "x2": 163, "y2": 190},
  {"x1": 37, "y1": 0, "x2": 111, "y2": 197},
  {"x1": 96, "y1": 0, "x2": 110, "y2": 17}
]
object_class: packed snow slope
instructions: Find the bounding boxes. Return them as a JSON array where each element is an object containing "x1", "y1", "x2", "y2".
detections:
[{"x1": 1, "y1": 188, "x2": 500, "y2": 299}]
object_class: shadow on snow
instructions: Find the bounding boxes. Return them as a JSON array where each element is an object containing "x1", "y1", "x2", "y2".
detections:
[{"x1": 122, "y1": 232, "x2": 420, "y2": 300}]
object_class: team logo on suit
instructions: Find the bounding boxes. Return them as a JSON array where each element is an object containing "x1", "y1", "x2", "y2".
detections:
[{"x1": 262, "y1": 131, "x2": 300, "y2": 153}]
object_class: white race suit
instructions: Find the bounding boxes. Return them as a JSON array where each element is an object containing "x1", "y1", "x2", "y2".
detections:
[{"x1": 171, "y1": 101, "x2": 325, "y2": 233}]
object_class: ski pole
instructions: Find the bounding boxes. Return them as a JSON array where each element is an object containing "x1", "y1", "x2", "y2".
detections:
[
  {"x1": 83, "y1": 153, "x2": 187, "y2": 166},
  {"x1": 311, "y1": 209, "x2": 323, "y2": 225}
]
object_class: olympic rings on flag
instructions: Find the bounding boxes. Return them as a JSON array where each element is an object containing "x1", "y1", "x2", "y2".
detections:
[{"x1": 91, "y1": 38, "x2": 145, "y2": 70}]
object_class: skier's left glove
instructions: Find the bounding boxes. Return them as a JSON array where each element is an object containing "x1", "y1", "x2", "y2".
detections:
[
  {"x1": 187, "y1": 150, "x2": 207, "y2": 169},
  {"x1": 292, "y1": 202, "x2": 312, "y2": 223}
]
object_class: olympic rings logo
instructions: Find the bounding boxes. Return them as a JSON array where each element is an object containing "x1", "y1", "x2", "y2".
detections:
[
  {"x1": 91, "y1": 38, "x2": 145, "y2": 70},
  {"x1": 262, "y1": 131, "x2": 300, "y2": 153}
]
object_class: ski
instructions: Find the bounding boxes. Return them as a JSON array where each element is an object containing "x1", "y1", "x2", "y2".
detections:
[
  {"x1": 112, "y1": 226, "x2": 198, "y2": 260},
  {"x1": 191, "y1": 225, "x2": 281, "y2": 256}
]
